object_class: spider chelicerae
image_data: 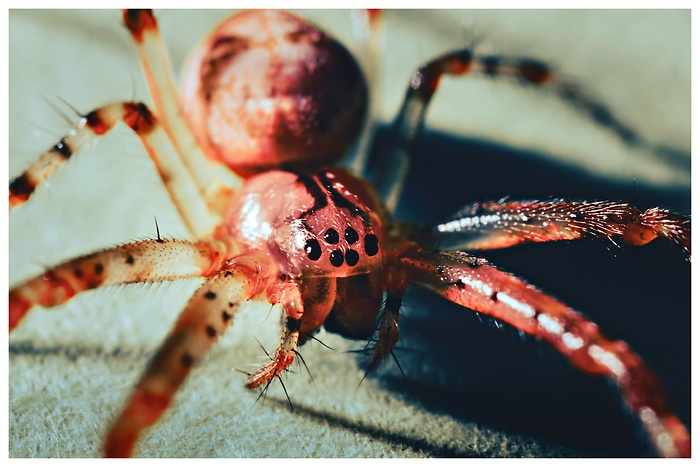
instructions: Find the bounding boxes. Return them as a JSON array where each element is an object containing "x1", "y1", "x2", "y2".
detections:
[{"x1": 9, "y1": 9, "x2": 690, "y2": 458}]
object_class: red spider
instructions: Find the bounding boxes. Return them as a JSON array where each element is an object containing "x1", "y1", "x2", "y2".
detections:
[{"x1": 9, "y1": 10, "x2": 690, "y2": 457}]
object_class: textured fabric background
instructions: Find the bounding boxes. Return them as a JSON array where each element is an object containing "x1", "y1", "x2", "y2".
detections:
[{"x1": 9, "y1": 10, "x2": 690, "y2": 458}]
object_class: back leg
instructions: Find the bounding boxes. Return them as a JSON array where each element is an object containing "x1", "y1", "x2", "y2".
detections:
[
  {"x1": 9, "y1": 102, "x2": 220, "y2": 239},
  {"x1": 366, "y1": 47, "x2": 684, "y2": 212},
  {"x1": 122, "y1": 9, "x2": 242, "y2": 215}
]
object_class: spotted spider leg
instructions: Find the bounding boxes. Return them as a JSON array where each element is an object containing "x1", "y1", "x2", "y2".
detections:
[
  {"x1": 122, "y1": 9, "x2": 243, "y2": 215},
  {"x1": 104, "y1": 255, "x2": 273, "y2": 457},
  {"x1": 428, "y1": 199, "x2": 691, "y2": 256},
  {"x1": 9, "y1": 238, "x2": 230, "y2": 331},
  {"x1": 365, "y1": 48, "x2": 677, "y2": 213},
  {"x1": 8, "y1": 102, "x2": 219, "y2": 239},
  {"x1": 384, "y1": 242, "x2": 690, "y2": 458}
]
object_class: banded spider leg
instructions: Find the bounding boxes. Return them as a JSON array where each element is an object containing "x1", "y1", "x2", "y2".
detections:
[
  {"x1": 360, "y1": 15, "x2": 690, "y2": 458},
  {"x1": 8, "y1": 9, "x2": 309, "y2": 457},
  {"x1": 9, "y1": 9, "x2": 690, "y2": 458}
]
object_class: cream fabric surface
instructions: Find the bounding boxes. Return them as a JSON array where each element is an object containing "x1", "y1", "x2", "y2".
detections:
[{"x1": 9, "y1": 10, "x2": 690, "y2": 458}]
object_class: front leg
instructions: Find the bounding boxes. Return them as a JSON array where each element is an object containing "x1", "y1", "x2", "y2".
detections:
[
  {"x1": 245, "y1": 280, "x2": 304, "y2": 389},
  {"x1": 394, "y1": 245, "x2": 689, "y2": 458},
  {"x1": 9, "y1": 238, "x2": 229, "y2": 331},
  {"x1": 105, "y1": 254, "x2": 273, "y2": 457},
  {"x1": 246, "y1": 277, "x2": 338, "y2": 389},
  {"x1": 428, "y1": 199, "x2": 690, "y2": 256}
]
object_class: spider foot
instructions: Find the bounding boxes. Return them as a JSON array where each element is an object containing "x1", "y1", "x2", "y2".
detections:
[
  {"x1": 246, "y1": 319, "x2": 300, "y2": 389},
  {"x1": 104, "y1": 388, "x2": 171, "y2": 458},
  {"x1": 246, "y1": 348, "x2": 296, "y2": 389}
]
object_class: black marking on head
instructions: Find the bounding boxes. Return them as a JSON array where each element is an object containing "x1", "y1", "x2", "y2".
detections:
[
  {"x1": 126, "y1": 255, "x2": 135, "y2": 264},
  {"x1": 297, "y1": 174, "x2": 329, "y2": 219},
  {"x1": 205, "y1": 325, "x2": 217, "y2": 338},
  {"x1": 94, "y1": 263, "x2": 104, "y2": 274},
  {"x1": 345, "y1": 227, "x2": 359, "y2": 244},
  {"x1": 9, "y1": 174, "x2": 34, "y2": 197},
  {"x1": 345, "y1": 249, "x2": 359, "y2": 266},
  {"x1": 305, "y1": 238, "x2": 322, "y2": 261},
  {"x1": 317, "y1": 173, "x2": 372, "y2": 228},
  {"x1": 181, "y1": 353, "x2": 194, "y2": 368},
  {"x1": 364, "y1": 234, "x2": 379, "y2": 257},
  {"x1": 324, "y1": 228, "x2": 339, "y2": 244},
  {"x1": 329, "y1": 250, "x2": 344, "y2": 267},
  {"x1": 205, "y1": 291, "x2": 217, "y2": 300}
]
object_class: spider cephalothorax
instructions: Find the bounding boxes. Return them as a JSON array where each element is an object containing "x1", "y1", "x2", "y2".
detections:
[
  {"x1": 225, "y1": 168, "x2": 385, "y2": 277},
  {"x1": 9, "y1": 9, "x2": 690, "y2": 458}
]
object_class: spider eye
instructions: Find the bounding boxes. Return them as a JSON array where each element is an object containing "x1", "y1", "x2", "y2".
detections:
[
  {"x1": 345, "y1": 227, "x2": 359, "y2": 244},
  {"x1": 305, "y1": 239, "x2": 322, "y2": 261},
  {"x1": 345, "y1": 249, "x2": 359, "y2": 266},
  {"x1": 329, "y1": 250, "x2": 344, "y2": 267},
  {"x1": 364, "y1": 234, "x2": 379, "y2": 257},
  {"x1": 324, "y1": 228, "x2": 339, "y2": 244}
]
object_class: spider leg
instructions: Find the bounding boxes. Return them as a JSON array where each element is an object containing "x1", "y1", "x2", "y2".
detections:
[
  {"x1": 392, "y1": 244, "x2": 690, "y2": 458},
  {"x1": 9, "y1": 238, "x2": 231, "y2": 331},
  {"x1": 427, "y1": 199, "x2": 690, "y2": 256},
  {"x1": 349, "y1": 9, "x2": 384, "y2": 175},
  {"x1": 104, "y1": 258, "x2": 271, "y2": 457},
  {"x1": 368, "y1": 47, "x2": 680, "y2": 212},
  {"x1": 8, "y1": 102, "x2": 220, "y2": 239},
  {"x1": 246, "y1": 277, "x2": 336, "y2": 389},
  {"x1": 122, "y1": 9, "x2": 243, "y2": 214}
]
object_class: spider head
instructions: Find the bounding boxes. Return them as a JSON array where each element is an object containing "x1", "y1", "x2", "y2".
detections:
[
  {"x1": 180, "y1": 10, "x2": 368, "y2": 176},
  {"x1": 271, "y1": 169, "x2": 384, "y2": 278},
  {"x1": 227, "y1": 169, "x2": 385, "y2": 278}
]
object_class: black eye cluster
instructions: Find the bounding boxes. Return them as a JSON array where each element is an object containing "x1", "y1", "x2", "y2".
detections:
[{"x1": 304, "y1": 227, "x2": 379, "y2": 267}]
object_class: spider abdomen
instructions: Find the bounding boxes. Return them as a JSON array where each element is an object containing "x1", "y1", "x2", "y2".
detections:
[
  {"x1": 180, "y1": 10, "x2": 368, "y2": 176},
  {"x1": 225, "y1": 168, "x2": 386, "y2": 278}
]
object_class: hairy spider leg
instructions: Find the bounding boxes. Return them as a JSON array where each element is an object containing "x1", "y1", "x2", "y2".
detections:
[
  {"x1": 9, "y1": 238, "x2": 230, "y2": 331},
  {"x1": 392, "y1": 245, "x2": 690, "y2": 458},
  {"x1": 246, "y1": 277, "x2": 337, "y2": 389},
  {"x1": 8, "y1": 102, "x2": 219, "y2": 239},
  {"x1": 368, "y1": 48, "x2": 677, "y2": 213},
  {"x1": 104, "y1": 258, "x2": 272, "y2": 457},
  {"x1": 123, "y1": 9, "x2": 243, "y2": 215},
  {"x1": 429, "y1": 200, "x2": 691, "y2": 257}
]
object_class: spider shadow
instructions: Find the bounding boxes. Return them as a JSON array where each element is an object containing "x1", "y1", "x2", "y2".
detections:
[{"x1": 355, "y1": 127, "x2": 691, "y2": 457}]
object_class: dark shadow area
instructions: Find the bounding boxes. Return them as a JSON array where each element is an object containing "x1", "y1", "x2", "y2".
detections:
[
  {"x1": 260, "y1": 397, "x2": 491, "y2": 457},
  {"x1": 359, "y1": 126, "x2": 690, "y2": 457}
]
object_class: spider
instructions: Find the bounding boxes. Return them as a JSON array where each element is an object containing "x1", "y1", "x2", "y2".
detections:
[{"x1": 9, "y1": 9, "x2": 688, "y2": 458}]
